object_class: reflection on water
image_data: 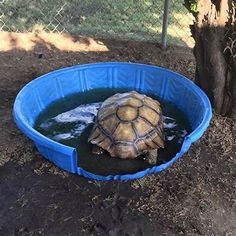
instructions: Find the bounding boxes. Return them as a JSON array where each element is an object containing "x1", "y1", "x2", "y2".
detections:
[{"x1": 38, "y1": 102, "x2": 188, "y2": 144}]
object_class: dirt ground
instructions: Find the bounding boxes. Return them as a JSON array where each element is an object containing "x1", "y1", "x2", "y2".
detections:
[{"x1": 0, "y1": 33, "x2": 236, "y2": 236}]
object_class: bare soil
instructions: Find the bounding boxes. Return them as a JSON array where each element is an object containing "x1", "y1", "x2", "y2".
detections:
[{"x1": 0, "y1": 35, "x2": 236, "y2": 236}]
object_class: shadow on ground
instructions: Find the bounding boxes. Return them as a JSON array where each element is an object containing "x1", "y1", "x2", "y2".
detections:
[{"x1": 0, "y1": 33, "x2": 236, "y2": 235}]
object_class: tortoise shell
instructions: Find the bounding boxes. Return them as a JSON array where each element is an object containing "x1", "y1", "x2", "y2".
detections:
[{"x1": 88, "y1": 91, "x2": 164, "y2": 159}]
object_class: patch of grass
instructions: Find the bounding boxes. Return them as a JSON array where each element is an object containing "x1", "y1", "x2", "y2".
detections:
[{"x1": 0, "y1": 0, "x2": 194, "y2": 46}]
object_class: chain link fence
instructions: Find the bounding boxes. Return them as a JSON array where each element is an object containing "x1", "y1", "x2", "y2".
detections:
[{"x1": 0, "y1": 0, "x2": 194, "y2": 47}]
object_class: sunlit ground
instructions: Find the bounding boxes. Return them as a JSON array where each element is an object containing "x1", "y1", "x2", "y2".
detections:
[{"x1": 0, "y1": 31, "x2": 109, "y2": 52}]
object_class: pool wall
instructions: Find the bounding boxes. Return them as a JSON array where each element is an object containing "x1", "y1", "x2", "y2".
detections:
[{"x1": 13, "y1": 62, "x2": 212, "y2": 180}]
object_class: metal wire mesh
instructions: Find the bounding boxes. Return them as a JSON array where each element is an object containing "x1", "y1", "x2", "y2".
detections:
[
  {"x1": 168, "y1": 0, "x2": 194, "y2": 47},
  {"x1": 0, "y1": 0, "x2": 194, "y2": 47}
]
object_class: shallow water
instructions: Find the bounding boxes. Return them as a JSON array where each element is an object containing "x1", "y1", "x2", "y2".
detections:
[{"x1": 35, "y1": 88, "x2": 191, "y2": 175}]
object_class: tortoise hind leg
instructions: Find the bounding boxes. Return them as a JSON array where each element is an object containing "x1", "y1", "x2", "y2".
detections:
[
  {"x1": 146, "y1": 149, "x2": 158, "y2": 165},
  {"x1": 92, "y1": 145, "x2": 105, "y2": 155}
]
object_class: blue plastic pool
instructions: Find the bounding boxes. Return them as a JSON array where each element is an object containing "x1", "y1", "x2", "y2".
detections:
[{"x1": 13, "y1": 62, "x2": 212, "y2": 180}]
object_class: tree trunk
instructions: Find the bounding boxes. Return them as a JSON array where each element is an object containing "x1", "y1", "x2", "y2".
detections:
[{"x1": 184, "y1": 0, "x2": 236, "y2": 117}]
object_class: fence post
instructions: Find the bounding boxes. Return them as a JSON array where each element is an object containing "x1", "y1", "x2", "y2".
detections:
[{"x1": 161, "y1": 0, "x2": 170, "y2": 49}]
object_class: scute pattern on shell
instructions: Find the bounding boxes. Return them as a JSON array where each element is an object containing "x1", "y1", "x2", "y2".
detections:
[{"x1": 89, "y1": 91, "x2": 164, "y2": 159}]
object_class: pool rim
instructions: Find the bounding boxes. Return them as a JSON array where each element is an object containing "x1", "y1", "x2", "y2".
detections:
[{"x1": 13, "y1": 62, "x2": 212, "y2": 180}]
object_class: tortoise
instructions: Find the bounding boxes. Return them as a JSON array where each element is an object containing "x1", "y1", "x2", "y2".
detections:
[{"x1": 88, "y1": 91, "x2": 165, "y2": 164}]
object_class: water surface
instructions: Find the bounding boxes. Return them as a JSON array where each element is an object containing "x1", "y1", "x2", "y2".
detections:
[{"x1": 35, "y1": 88, "x2": 191, "y2": 175}]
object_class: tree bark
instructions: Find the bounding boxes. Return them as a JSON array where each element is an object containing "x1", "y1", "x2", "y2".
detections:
[{"x1": 184, "y1": 0, "x2": 236, "y2": 117}]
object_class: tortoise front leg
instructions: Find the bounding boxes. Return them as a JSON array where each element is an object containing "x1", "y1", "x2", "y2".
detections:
[{"x1": 146, "y1": 149, "x2": 158, "y2": 165}]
